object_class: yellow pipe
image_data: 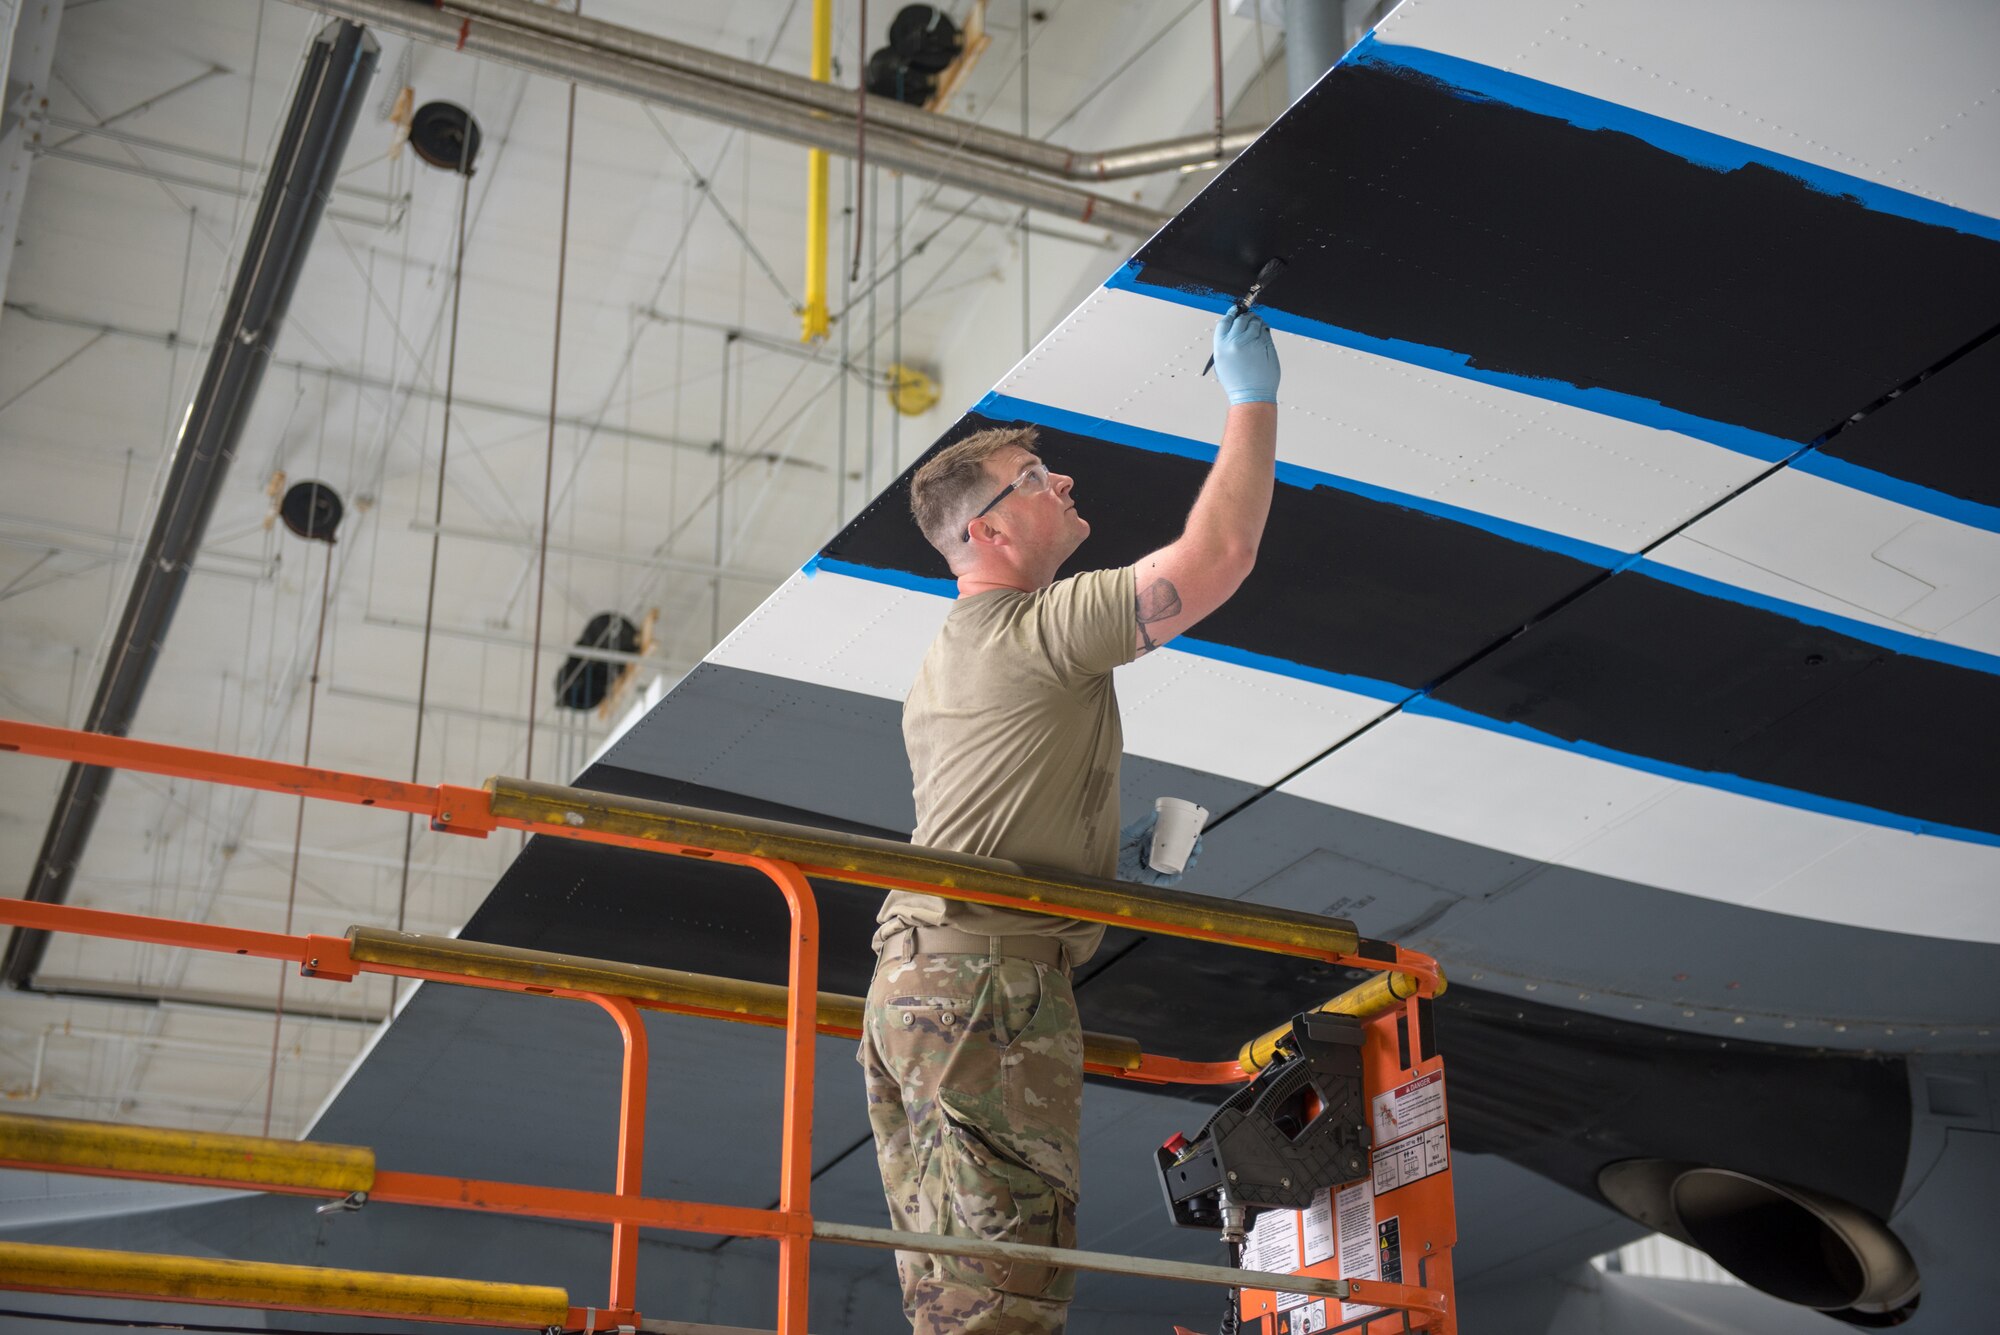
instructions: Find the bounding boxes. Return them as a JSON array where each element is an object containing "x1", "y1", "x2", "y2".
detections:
[
  {"x1": 0, "y1": 1241, "x2": 569, "y2": 1327},
  {"x1": 0, "y1": 1112, "x2": 373, "y2": 1194},
  {"x1": 799, "y1": 0, "x2": 833, "y2": 342},
  {"x1": 347, "y1": 926, "x2": 1146, "y2": 1072},
  {"x1": 1236, "y1": 969, "x2": 1446, "y2": 1072}
]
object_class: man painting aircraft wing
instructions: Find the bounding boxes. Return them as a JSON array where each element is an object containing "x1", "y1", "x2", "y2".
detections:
[{"x1": 860, "y1": 307, "x2": 1284, "y2": 1335}]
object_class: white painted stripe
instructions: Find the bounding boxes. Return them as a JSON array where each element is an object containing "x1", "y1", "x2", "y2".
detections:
[
  {"x1": 1375, "y1": 0, "x2": 2000, "y2": 219},
  {"x1": 1115, "y1": 646, "x2": 1392, "y2": 786},
  {"x1": 1011, "y1": 290, "x2": 2000, "y2": 665},
  {"x1": 1652, "y1": 469, "x2": 2000, "y2": 657},
  {"x1": 709, "y1": 567, "x2": 1395, "y2": 787},
  {"x1": 1283, "y1": 710, "x2": 2000, "y2": 944},
  {"x1": 1002, "y1": 285, "x2": 1761, "y2": 554},
  {"x1": 708, "y1": 569, "x2": 941, "y2": 702}
]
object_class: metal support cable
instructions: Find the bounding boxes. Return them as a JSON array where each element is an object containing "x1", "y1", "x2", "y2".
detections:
[
  {"x1": 394, "y1": 164, "x2": 474, "y2": 997},
  {"x1": 263, "y1": 539, "x2": 335, "y2": 1136},
  {"x1": 849, "y1": 0, "x2": 868, "y2": 283},
  {"x1": 527, "y1": 76, "x2": 579, "y2": 788},
  {"x1": 642, "y1": 106, "x2": 799, "y2": 314},
  {"x1": 1020, "y1": 0, "x2": 1032, "y2": 357}
]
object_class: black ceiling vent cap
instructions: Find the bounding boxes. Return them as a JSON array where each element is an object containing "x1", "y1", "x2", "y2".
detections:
[
  {"x1": 864, "y1": 7, "x2": 961, "y2": 106},
  {"x1": 554, "y1": 612, "x2": 643, "y2": 712},
  {"x1": 410, "y1": 100, "x2": 481, "y2": 174},
  {"x1": 280, "y1": 481, "x2": 344, "y2": 543},
  {"x1": 888, "y1": 5, "x2": 961, "y2": 71}
]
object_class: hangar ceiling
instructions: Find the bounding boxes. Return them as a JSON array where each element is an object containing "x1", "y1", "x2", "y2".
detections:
[{"x1": 0, "y1": 0, "x2": 1286, "y2": 1134}]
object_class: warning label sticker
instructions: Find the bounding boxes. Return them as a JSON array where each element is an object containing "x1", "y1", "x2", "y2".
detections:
[
  {"x1": 1372, "y1": 1121, "x2": 1450, "y2": 1196},
  {"x1": 1377, "y1": 1215, "x2": 1403, "y2": 1285},
  {"x1": 1302, "y1": 1186, "x2": 1335, "y2": 1266},
  {"x1": 1285, "y1": 1299, "x2": 1328, "y2": 1334},
  {"x1": 1245, "y1": 1206, "x2": 1301, "y2": 1278},
  {"x1": 1371, "y1": 1070, "x2": 1445, "y2": 1144},
  {"x1": 1334, "y1": 1178, "x2": 1379, "y2": 1325},
  {"x1": 1246, "y1": 1207, "x2": 1308, "y2": 1311}
]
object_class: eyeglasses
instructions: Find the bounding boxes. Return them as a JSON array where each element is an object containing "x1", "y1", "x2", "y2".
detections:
[{"x1": 962, "y1": 461, "x2": 1051, "y2": 542}]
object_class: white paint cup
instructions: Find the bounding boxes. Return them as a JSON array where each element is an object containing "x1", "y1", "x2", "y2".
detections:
[{"x1": 1149, "y1": 796, "x2": 1210, "y2": 876}]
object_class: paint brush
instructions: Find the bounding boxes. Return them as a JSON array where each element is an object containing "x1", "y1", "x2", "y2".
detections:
[{"x1": 1201, "y1": 257, "x2": 1288, "y2": 377}]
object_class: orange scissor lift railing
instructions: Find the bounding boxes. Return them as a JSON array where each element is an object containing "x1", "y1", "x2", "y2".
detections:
[{"x1": 0, "y1": 719, "x2": 1455, "y2": 1334}]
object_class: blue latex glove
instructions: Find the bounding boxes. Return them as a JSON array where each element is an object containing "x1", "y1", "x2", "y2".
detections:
[
  {"x1": 1117, "y1": 812, "x2": 1203, "y2": 887},
  {"x1": 1212, "y1": 307, "x2": 1280, "y2": 405}
]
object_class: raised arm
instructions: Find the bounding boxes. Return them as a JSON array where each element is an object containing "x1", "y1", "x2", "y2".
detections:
[{"x1": 1131, "y1": 309, "x2": 1280, "y2": 656}]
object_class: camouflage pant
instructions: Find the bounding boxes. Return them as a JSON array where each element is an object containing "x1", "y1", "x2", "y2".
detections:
[{"x1": 860, "y1": 946, "x2": 1084, "y2": 1335}]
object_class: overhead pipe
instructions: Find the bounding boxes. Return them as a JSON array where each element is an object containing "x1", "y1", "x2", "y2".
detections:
[
  {"x1": 290, "y1": 0, "x2": 1171, "y2": 234},
  {"x1": 1284, "y1": 0, "x2": 1355, "y2": 104},
  {"x1": 437, "y1": 0, "x2": 1263, "y2": 182},
  {"x1": 3, "y1": 21, "x2": 379, "y2": 990},
  {"x1": 799, "y1": 0, "x2": 833, "y2": 342}
]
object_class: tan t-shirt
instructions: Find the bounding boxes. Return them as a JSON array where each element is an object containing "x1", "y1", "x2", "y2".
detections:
[{"x1": 877, "y1": 565, "x2": 1138, "y2": 965}]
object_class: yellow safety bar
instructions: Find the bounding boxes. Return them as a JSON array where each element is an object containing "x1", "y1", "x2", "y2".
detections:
[
  {"x1": 0, "y1": 1112, "x2": 373, "y2": 1195},
  {"x1": 0, "y1": 1242, "x2": 569, "y2": 1327},
  {"x1": 487, "y1": 776, "x2": 1365, "y2": 961},
  {"x1": 346, "y1": 925, "x2": 1148, "y2": 1072}
]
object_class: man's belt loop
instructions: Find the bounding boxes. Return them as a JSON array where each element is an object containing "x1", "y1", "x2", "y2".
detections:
[{"x1": 906, "y1": 924, "x2": 1068, "y2": 975}]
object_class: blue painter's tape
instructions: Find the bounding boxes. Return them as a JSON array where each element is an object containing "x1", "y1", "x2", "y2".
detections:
[
  {"x1": 1790, "y1": 453, "x2": 2000, "y2": 536},
  {"x1": 805, "y1": 552, "x2": 1999, "y2": 841},
  {"x1": 1349, "y1": 38, "x2": 2000, "y2": 245},
  {"x1": 973, "y1": 390, "x2": 1628, "y2": 567},
  {"x1": 1168, "y1": 637, "x2": 1415, "y2": 706},
  {"x1": 1404, "y1": 697, "x2": 2000, "y2": 848},
  {"x1": 1104, "y1": 263, "x2": 1801, "y2": 464},
  {"x1": 806, "y1": 554, "x2": 957, "y2": 599},
  {"x1": 806, "y1": 552, "x2": 1413, "y2": 703},
  {"x1": 1636, "y1": 560, "x2": 2000, "y2": 677},
  {"x1": 976, "y1": 391, "x2": 1222, "y2": 466}
]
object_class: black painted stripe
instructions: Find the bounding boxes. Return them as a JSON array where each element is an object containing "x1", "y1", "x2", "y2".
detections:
[
  {"x1": 825, "y1": 410, "x2": 1602, "y2": 693},
  {"x1": 824, "y1": 411, "x2": 2000, "y2": 837},
  {"x1": 1818, "y1": 333, "x2": 2000, "y2": 508},
  {"x1": 1128, "y1": 47, "x2": 2000, "y2": 452},
  {"x1": 1430, "y1": 568, "x2": 2000, "y2": 836}
]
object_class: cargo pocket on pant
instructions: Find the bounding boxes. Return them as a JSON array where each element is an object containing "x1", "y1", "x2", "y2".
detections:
[{"x1": 931, "y1": 1114, "x2": 1078, "y2": 1301}]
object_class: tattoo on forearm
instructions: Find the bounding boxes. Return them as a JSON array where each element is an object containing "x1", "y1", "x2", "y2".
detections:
[{"x1": 1135, "y1": 578, "x2": 1183, "y2": 656}]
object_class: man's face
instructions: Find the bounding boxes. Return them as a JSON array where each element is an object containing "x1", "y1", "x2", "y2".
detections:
[{"x1": 976, "y1": 448, "x2": 1088, "y2": 565}]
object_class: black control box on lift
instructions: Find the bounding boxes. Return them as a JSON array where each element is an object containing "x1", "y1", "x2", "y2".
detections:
[{"x1": 1156, "y1": 1011, "x2": 1372, "y2": 1232}]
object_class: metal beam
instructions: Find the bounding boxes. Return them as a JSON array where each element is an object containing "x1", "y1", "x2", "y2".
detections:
[
  {"x1": 360, "y1": 610, "x2": 694, "y2": 668},
  {"x1": 410, "y1": 518, "x2": 791, "y2": 584},
  {"x1": 326, "y1": 682, "x2": 611, "y2": 735},
  {"x1": 0, "y1": 511, "x2": 277, "y2": 580},
  {"x1": 42, "y1": 112, "x2": 404, "y2": 205},
  {"x1": 6, "y1": 21, "x2": 380, "y2": 989},
  {"x1": 0, "y1": 0, "x2": 62, "y2": 304},
  {"x1": 35, "y1": 143, "x2": 403, "y2": 230},
  {"x1": 2, "y1": 301, "x2": 784, "y2": 463},
  {"x1": 28, "y1": 975, "x2": 389, "y2": 1025}
]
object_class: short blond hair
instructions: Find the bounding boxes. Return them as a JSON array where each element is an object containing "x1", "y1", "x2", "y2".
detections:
[{"x1": 909, "y1": 426, "x2": 1040, "y2": 561}]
